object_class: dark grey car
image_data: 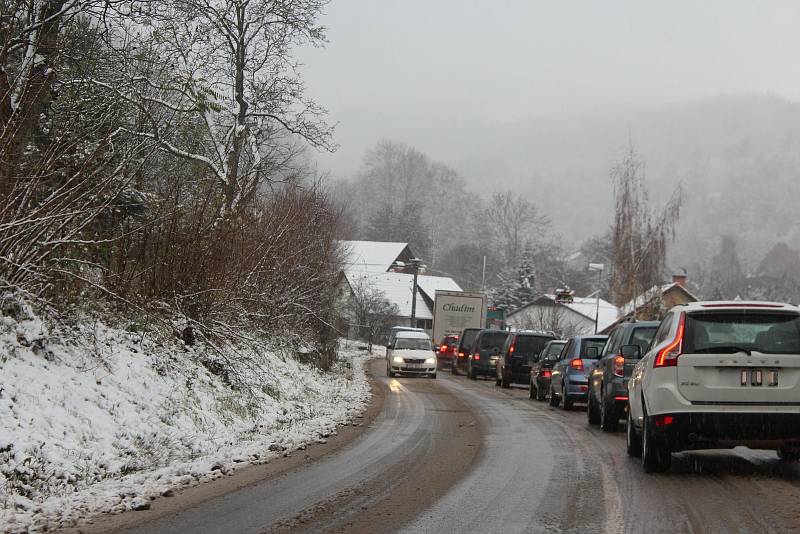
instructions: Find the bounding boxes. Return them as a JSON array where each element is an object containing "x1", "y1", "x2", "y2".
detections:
[{"x1": 587, "y1": 321, "x2": 658, "y2": 430}]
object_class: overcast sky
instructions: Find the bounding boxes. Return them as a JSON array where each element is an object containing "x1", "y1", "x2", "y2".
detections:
[{"x1": 298, "y1": 1, "x2": 800, "y2": 179}]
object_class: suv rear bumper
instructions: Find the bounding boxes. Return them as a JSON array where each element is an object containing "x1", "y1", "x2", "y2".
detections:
[{"x1": 649, "y1": 412, "x2": 800, "y2": 451}]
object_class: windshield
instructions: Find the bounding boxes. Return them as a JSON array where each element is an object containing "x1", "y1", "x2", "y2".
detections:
[
  {"x1": 515, "y1": 335, "x2": 553, "y2": 356},
  {"x1": 580, "y1": 338, "x2": 606, "y2": 359},
  {"x1": 395, "y1": 338, "x2": 432, "y2": 351},
  {"x1": 684, "y1": 312, "x2": 800, "y2": 354},
  {"x1": 479, "y1": 332, "x2": 509, "y2": 350}
]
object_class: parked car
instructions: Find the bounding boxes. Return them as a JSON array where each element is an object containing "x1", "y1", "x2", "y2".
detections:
[
  {"x1": 466, "y1": 329, "x2": 511, "y2": 380},
  {"x1": 549, "y1": 335, "x2": 608, "y2": 410},
  {"x1": 628, "y1": 301, "x2": 800, "y2": 472},
  {"x1": 386, "y1": 330, "x2": 437, "y2": 378},
  {"x1": 452, "y1": 327, "x2": 481, "y2": 375},
  {"x1": 529, "y1": 340, "x2": 567, "y2": 400},
  {"x1": 436, "y1": 334, "x2": 459, "y2": 370},
  {"x1": 587, "y1": 321, "x2": 658, "y2": 431},
  {"x1": 495, "y1": 331, "x2": 555, "y2": 388}
]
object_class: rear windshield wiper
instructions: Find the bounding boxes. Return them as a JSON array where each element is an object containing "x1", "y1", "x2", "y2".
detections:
[{"x1": 692, "y1": 346, "x2": 752, "y2": 355}]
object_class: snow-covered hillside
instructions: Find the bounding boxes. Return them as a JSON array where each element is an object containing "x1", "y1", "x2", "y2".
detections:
[{"x1": 0, "y1": 301, "x2": 372, "y2": 533}]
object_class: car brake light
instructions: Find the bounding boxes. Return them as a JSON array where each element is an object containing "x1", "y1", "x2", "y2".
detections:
[
  {"x1": 440, "y1": 344, "x2": 447, "y2": 352},
  {"x1": 654, "y1": 415, "x2": 674, "y2": 427},
  {"x1": 542, "y1": 369, "x2": 551, "y2": 378},
  {"x1": 655, "y1": 313, "x2": 686, "y2": 368},
  {"x1": 614, "y1": 396, "x2": 628, "y2": 401},
  {"x1": 458, "y1": 352, "x2": 464, "y2": 357},
  {"x1": 570, "y1": 358, "x2": 583, "y2": 371},
  {"x1": 474, "y1": 354, "x2": 480, "y2": 361},
  {"x1": 509, "y1": 343, "x2": 515, "y2": 354},
  {"x1": 613, "y1": 355, "x2": 625, "y2": 377}
]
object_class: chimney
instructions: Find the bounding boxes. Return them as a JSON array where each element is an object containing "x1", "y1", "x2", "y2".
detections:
[{"x1": 672, "y1": 268, "x2": 687, "y2": 288}]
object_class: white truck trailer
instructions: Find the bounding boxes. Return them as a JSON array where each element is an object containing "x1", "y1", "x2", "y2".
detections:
[{"x1": 431, "y1": 290, "x2": 486, "y2": 346}]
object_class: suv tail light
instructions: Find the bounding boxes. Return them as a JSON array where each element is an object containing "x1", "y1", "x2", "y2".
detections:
[
  {"x1": 458, "y1": 351, "x2": 464, "y2": 357},
  {"x1": 655, "y1": 313, "x2": 686, "y2": 368},
  {"x1": 509, "y1": 342, "x2": 516, "y2": 354},
  {"x1": 570, "y1": 358, "x2": 584, "y2": 371},
  {"x1": 473, "y1": 353, "x2": 481, "y2": 361},
  {"x1": 542, "y1": 369, "x2": 551, "y2": 378},
  {"x1": 440, "y1": 344, "x2": 448, "y2": 353},
  {"x1": 613, "y1": 355, "x2": 625, "y2": 377}
]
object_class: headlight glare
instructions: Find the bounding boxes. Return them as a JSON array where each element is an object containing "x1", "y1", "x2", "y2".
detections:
[
  {"x1": 393, "y1": 356, "x2": 403, "y2": 363},
  {"x1": 425, "y1": 357, "x2": 435, "y2": 364}
]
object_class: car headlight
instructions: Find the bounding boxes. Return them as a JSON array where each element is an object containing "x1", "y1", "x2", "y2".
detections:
[
  {"x1": 425, "y1": 357, "x2": 435, "y2": 364},
  {"x1": 393, "y1": 356, "x2": 404, "y2": 363}
]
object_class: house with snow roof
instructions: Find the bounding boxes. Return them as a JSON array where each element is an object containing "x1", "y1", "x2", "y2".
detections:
[
  {"x1": 337, "y1": 240, "x2": 463, "y2": 332},
  {"x1": 506, "y1": 293, "x2": 619, "y2": 337},
  {"x1": 600, "y1": 272, "x2": 698, "y2": 334}
]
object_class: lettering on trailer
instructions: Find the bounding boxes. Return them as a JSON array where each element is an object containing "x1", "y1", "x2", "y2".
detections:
[{"x1": 442, "y1": 303, "x2": 476, "y2": 313}]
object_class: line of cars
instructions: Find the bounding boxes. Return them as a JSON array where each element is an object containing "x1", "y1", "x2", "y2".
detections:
[{"x1": 396, "y1": 301, "x2": 800, "y2": 473}]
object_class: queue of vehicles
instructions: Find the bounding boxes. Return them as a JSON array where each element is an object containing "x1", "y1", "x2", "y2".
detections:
[{"x1": 384, "y1": 298, "x2": 800, "y2": 473}]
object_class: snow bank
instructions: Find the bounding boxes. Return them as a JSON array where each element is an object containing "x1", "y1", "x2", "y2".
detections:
[{"x1": 0, "y1": 301, "x2": 373, "y2": 533}]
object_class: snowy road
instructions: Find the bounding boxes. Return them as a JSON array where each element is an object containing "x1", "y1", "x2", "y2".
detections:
[{"x1": 108, "y1": 360, "x2": 800, "y2": 534}]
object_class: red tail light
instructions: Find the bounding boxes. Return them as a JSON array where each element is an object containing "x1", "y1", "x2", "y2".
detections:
[
  {"x1": 654, "y1": 415, "x2": 674, "y2": 427},
  {"x1": 440, "y1": 344, "x2": 447, "y2": 352},
  {"x1": 570, "y1": 358, "x2": 584, "y2": 371},
  {"x1": 509, "y1": 344, "x2": 515, "y2": 354},
  {"x1": 613, "y1": 355, "x2": 625, "y2": 377},
  {"x1": 473, "y1": 354, "x2": 480, "y2": 361},
  {"x1": 458, "y1": 352, "x2": 464, "y2": 358},
  {"x1": 542, "y1": 369, "x2": 551, "y2": 378},
  {"x1": 655, "y1": 313, "x2": 686, "y2": 368}
]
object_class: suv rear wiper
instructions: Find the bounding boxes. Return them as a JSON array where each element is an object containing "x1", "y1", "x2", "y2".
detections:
[{"x1": 692, "y1": 346, "x2": 752, "y2": 355}]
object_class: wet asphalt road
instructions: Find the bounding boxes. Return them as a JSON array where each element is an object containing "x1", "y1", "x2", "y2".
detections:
[{"x1": 123, "y1": 360, "x2": 800, "y2": 534}]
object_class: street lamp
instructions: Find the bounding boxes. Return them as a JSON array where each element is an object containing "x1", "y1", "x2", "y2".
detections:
[
  {"x1": 588, "y1": 263, "x2": 605, "y2": 334},
  {"x1": 409, "y1": 258, "x2": 423, "y2": 327}
]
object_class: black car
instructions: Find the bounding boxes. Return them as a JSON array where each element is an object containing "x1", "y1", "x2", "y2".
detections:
[
  {"x1": 466, "y1": 329, "x2": 510, "y2": 380},
  {"x1": 529, "y1": 340, "x2": 567, "y2": 400},
  {"x1": 587, "y1": 320, "x2": 658, "y2": 431},
  {"x1": 452, "y1": 327, "x2": 481, "y2": 376},
  {"x1": 495, "y1": 331, "x2": 555, "y2": 388}
]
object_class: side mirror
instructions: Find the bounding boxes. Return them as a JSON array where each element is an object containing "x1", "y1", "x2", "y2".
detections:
[{"x1": 620, "y1": 344, "x2": 641, "y2": 359}]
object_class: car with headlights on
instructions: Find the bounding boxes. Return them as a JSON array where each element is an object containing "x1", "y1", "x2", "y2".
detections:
[
  {"x1": 529, "y1": 340, "x2": 567, "y2": 400},
  {"x1": 549, "y1": 335, "x2": 608, "y2": 410},
  {"x1": 627, "y1": 301, "x2": 800, "y2": 472},
  {"x1": 386, "y1": 331, "x2": 437, "y2": 378}
]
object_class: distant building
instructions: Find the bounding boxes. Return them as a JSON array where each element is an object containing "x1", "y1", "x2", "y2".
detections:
[
  {"x1": 506, "y1": 293, "x2": 619, "y2": 337},
  {"x1": 600, "y1": 273, "x2": 698, "y2": 334},
  {"x1": 337, "y1": 240, "x2": 462, "y2": 332}
]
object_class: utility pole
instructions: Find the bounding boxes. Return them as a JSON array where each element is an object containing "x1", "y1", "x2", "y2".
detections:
[
  {"x1": 589, "y1": 263, "x2": 605, "y2": 334},
  {"x1": 410, "y1": 258, "x2": 422, "y2": 327}
]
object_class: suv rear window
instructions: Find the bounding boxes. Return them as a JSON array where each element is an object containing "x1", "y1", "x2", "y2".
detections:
[
  {"x1": 459, "y1": 329, "x2": 479, "y2": 352},
  {"x1": 515, "y1": 335, "x2": 553, "y2": 356},
  {"x1": 629, "y1": 326, "x2": 657, "y2": 351},
  {"x1": 543, "y1": 342, "x2": 566, "y2": 360},
  {"x1": 685, "y1": 312, "x2": 800, "y2": 354},
  {"x1": 479, "y1": 332, "x2": 509, "y2": 350},
  {"x1": 580, "y1": 338, "x2": 606, "y2": 359}
]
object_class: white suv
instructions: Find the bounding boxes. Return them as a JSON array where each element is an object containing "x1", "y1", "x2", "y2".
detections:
[
  {"x1": 386, "y1": 331, "x2": 437, "y2": 378},
  {"x1": 627, "y1": 301, "x2": 800, "y2": 472}
]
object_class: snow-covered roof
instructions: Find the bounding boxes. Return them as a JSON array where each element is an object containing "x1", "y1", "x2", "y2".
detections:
[
  {"x1": 339, "y1": 240, "x2": 410, "y2": 274},
  {"x1": 509, "y1": 294, "x2": 619, "y2": 332},
  {"x1": 344, "y1": 271, "x2": 462, "y2": 320},
  {"x1": 618, "y1": 282, "x2": 698, "y2": 317},
  {"x1": 416, "y1": 274, "x2": 463, "y2": 301}
]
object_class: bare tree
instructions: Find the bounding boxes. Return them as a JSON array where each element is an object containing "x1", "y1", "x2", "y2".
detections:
[
  {"x1": 610, "y1": 144, "x2": 682, "y2": 316},
  {"x1": 485, "y1": 191, "x2": 549, "y2": 269},
  {"x1": 345, "y1": 275, "x2": 399, "y2": 352}
]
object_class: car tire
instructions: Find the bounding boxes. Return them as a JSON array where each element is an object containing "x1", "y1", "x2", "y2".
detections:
[
  {"x1": 600, "y1": 391, "x2": 618, "y2": 432},
  {"x1": 562, "y1": 384, "x2": 573, "y2": 411},
  {"x1": 778, "y1": 448, "x2": 800, "y2": 462},
  {"x1": 587, "y1": 389, "x2": 600, "y2": 425},
  {"x1": 495, "y1": 368, "x2": 501, "y2": 386},
  {"x1": 536, "y1": 382, "x2": 547, "y2": 401},
  {"x1": 430, "y1": 372, "x2": 437, "y2": 379},
  {"x1": 451, "y1": 362, "x2": 459, "y2": 375},
  {"x1": 641, "y1": 410, "x2": 671, "y2": 473},
  {"x1": 626, "y1": 408, "x2": 642, "y2": 458},
  {"x1": 387, "y1": 363, "x2": 395, "y2": 378},
  {"x1": 549, "y1": 385, "x2": 560, "y2": 407},
  {"x1": 469, "y1": 365, "x2": 477, "y2": 380},
  {"x1": 529, "y1": 381, "x2": 536, "y2": 399},
  {"x1": 501, "y1": 374, "x2": 510, "y2": 388}
]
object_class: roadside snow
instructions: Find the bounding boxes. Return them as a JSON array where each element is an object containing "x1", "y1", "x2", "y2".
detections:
[{"x1": 0, "y1": 302, "x2": 373, "y2": 533}]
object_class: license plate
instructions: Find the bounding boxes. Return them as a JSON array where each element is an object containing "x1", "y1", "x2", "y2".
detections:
[{"x1": 739, "y1": 368, "x2": 778, "y2": 387}]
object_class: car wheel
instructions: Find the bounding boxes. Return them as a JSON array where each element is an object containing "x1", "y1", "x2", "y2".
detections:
[
  {"x1": 549, "y1": 385, "x2": 560, "y2": 407},
  {"x1": 451, "y1": 362, "x2": 459, "y2": 375},
  {"x1": 430, "y1": 372, "x2": 437, "y2": 379},
  {"x1": 641, "y1": 410, "x2": 671, "y2": 473},
  {"x1": 600, "y1": 391, "x2": 618, "y2": 432},
  {"x1": 529, "y1": 380, "x2": 536, "y2": 399},
  {"x1": 587, "y1": 389, "x2": 600, "y2": 425},
  {"x1": 469, "y1": 365, "x2": 477, "y2": 380},
  {"x1": 536, "y1": 382, "x2": 547, "y2": 401},
  {"x1": 495, "y1": 367, "x2": 501, "y2": 386},
  {"x1": 387, "y1": 365, "x2": 395, "y2": 378},
  {"x1": 778, "y1": 448, "x2": 800, "y2": 462},
  {"x1": 501, "y1": 374, "x2": 510, "y2": 388},
  {"x1": 626, "y1": 408, "x2": 642, "y2": 458},
  {"x1": 562, "y1": 384, "x2": 573, "y2": 411}
]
